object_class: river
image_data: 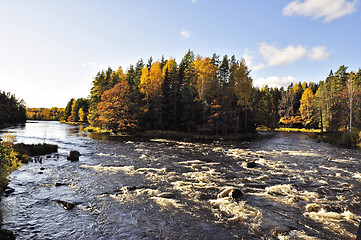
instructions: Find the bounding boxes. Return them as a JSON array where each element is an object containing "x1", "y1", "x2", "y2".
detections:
[{"x1": 1, "y1": 121, "x2": 360, "y2": 239}]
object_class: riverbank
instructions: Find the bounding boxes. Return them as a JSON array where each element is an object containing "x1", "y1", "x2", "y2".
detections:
[{"x1": 259, "y1": 126, "x2": 361, "y2": 149}]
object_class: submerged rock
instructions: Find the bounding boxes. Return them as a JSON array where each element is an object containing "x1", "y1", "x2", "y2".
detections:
[
  {"x1": 217, "y1": 187, "x2": 244, "y2": 200},
  {"x1": 67, "y1": 151, "x2": 81, "y2": 161},
  {"x1": 56, "y1": 200, "x2": 76, "y2": 210}
]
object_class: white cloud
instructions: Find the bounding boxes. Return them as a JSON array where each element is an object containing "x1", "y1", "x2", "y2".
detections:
[
  {"x1": 308, "y1": 46, "x2": 332, "y2": 61},
  {"x1": 90, "y1": 62, "x2": 108, "y2": 69},
  {"x1": 258, "y1": 43, "x2": 307, "y2": 68},
  {"x1": 180, "y1": 30, "x2": 191, "y2": 38},
  {"x1": 243, "y1": 49, "x2": 254, "y2": 68},
  {"x1": 191, "y1": 0, "x2": 199, "y2": 2},
  {"x1": 283, "y1": 0, "x2": 357, "y2": 22},
  {"x1": 254, "y1": 76, "x2": 298, "y2": 88},
  {"x1": 250, "y1": 43, "x2": 332, "y2": 71}
]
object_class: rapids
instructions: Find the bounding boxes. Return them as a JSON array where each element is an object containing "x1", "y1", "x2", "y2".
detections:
[{"x1": 1, "y1": 121, "x2": 361, "y2": 239}]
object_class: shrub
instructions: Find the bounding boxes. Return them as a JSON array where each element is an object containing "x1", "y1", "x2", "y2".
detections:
[
  {"x1": 0, "y1": 134, "x2": 21, "y2": 189},
  {"x1": 340, "y1": 131, "x2": 359, "y2": 147}
]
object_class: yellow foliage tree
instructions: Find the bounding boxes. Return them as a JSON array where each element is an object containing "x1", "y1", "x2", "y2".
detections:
[
  {"x1": 162, "y1": 58, "x2": 176, "y2": 77},
  {"x1": 299, "y1": 88, "x2": 315, "y2": 126},
  {"x1": 193, "y1": 57, "x2": 218, "y2": 101},
  {"x1": 139, "y1": 61, "x2": 164, "y2": 99},
  {"x1": 78, "y1": 108, "x2": 86, "y2": 122}
]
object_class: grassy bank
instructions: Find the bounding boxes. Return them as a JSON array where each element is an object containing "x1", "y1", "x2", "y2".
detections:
[
  {"x1": 84, "y1": 126, "x2": 269, "y2": 143},
  {"x1": 274, "y1": 127, "x2": 322, "y2": 133}
]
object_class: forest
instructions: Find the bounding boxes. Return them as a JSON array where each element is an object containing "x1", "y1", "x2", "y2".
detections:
[
  {"x1": 59, "y1": 51, "x2": 361, "y2": 140},
  {"x1": 27, "y1": 107, "x2": 64, "y2": 121},
  {"x1": 0, "y1": 91, "x2": 26, "y2": 126},
  {"x1": 64, "y1": 50, "x2": 254, "y2": 135}
]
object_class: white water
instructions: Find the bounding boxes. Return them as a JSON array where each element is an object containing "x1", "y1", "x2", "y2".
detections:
[{"x1": 1, "y1": 121, "x2": 361, "y2": 239}]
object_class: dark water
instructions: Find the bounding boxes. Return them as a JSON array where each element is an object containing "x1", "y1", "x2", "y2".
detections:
[{"x1": 1, "y1": 121, "x2": 361, "y2": 239}]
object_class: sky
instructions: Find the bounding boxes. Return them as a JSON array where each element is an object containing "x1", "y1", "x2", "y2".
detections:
[{"x1": 0, "y1": 0, "x2": 360, "y2": 108}]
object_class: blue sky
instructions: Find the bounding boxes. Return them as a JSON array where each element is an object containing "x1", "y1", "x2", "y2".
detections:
[{"x1": 0, "y1": 0, "x2": 360, "y2": 108}]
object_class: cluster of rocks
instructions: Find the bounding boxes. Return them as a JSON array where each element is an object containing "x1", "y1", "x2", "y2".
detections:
[{"x1": 22, "y1": 151, "x2": 81, "y2": 164}]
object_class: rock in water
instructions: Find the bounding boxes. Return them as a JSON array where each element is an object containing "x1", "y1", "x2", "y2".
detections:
[
  {"x1": 217, "y1": 187, "x2": 244, "y2": 200},
  {"x1": 246, "y1": 161, "x2": 257, "y2": 168},
  {"x1": 67, "y1": 150, "x2": 81, "y2": 161},
  {"x1": 56, "y1": 200, "x2": 76, "y2": 210}
]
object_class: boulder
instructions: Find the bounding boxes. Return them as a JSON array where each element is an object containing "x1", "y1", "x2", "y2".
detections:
[{"x1": 67, "y1": 150, "x2": 81, "y2": 161}]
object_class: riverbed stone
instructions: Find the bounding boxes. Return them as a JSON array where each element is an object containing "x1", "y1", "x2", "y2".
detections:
[{"x1": 67, "y1": 150, "x2": 81, "y2": 161}]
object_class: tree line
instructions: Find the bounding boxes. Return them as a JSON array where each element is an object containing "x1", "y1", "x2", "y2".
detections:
[
  {"x1": 61, "y1": 50, "x2": 361, "y2": 136},
  {"x1": 0, "y1": 91, "x2": 26, "y2": 126},
  {"x1": 27, "y1": 107, "x2": 64, "y2": 121},
  {"x1": 63, "y1": 50, "x2": 254, "y2": 134},
  {"x1": 254, "y1": 65, "x2": 361, "y2": 132}
]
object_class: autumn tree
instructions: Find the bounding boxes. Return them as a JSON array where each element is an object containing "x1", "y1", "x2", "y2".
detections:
[
  {"x1": 96, "y1": 80, "x2": 138, "y2": 133},
  {"x1": 194, "y1": 57, "x2": 218, "y2": 101},
  {"x1": 299, "y1": 88, "x2": 315, "y2": 127}
]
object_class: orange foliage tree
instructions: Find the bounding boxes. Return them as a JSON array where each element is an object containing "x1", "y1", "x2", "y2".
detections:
[{"x1": 96, "y1": 80, "x2": 138, "y2": 133}]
